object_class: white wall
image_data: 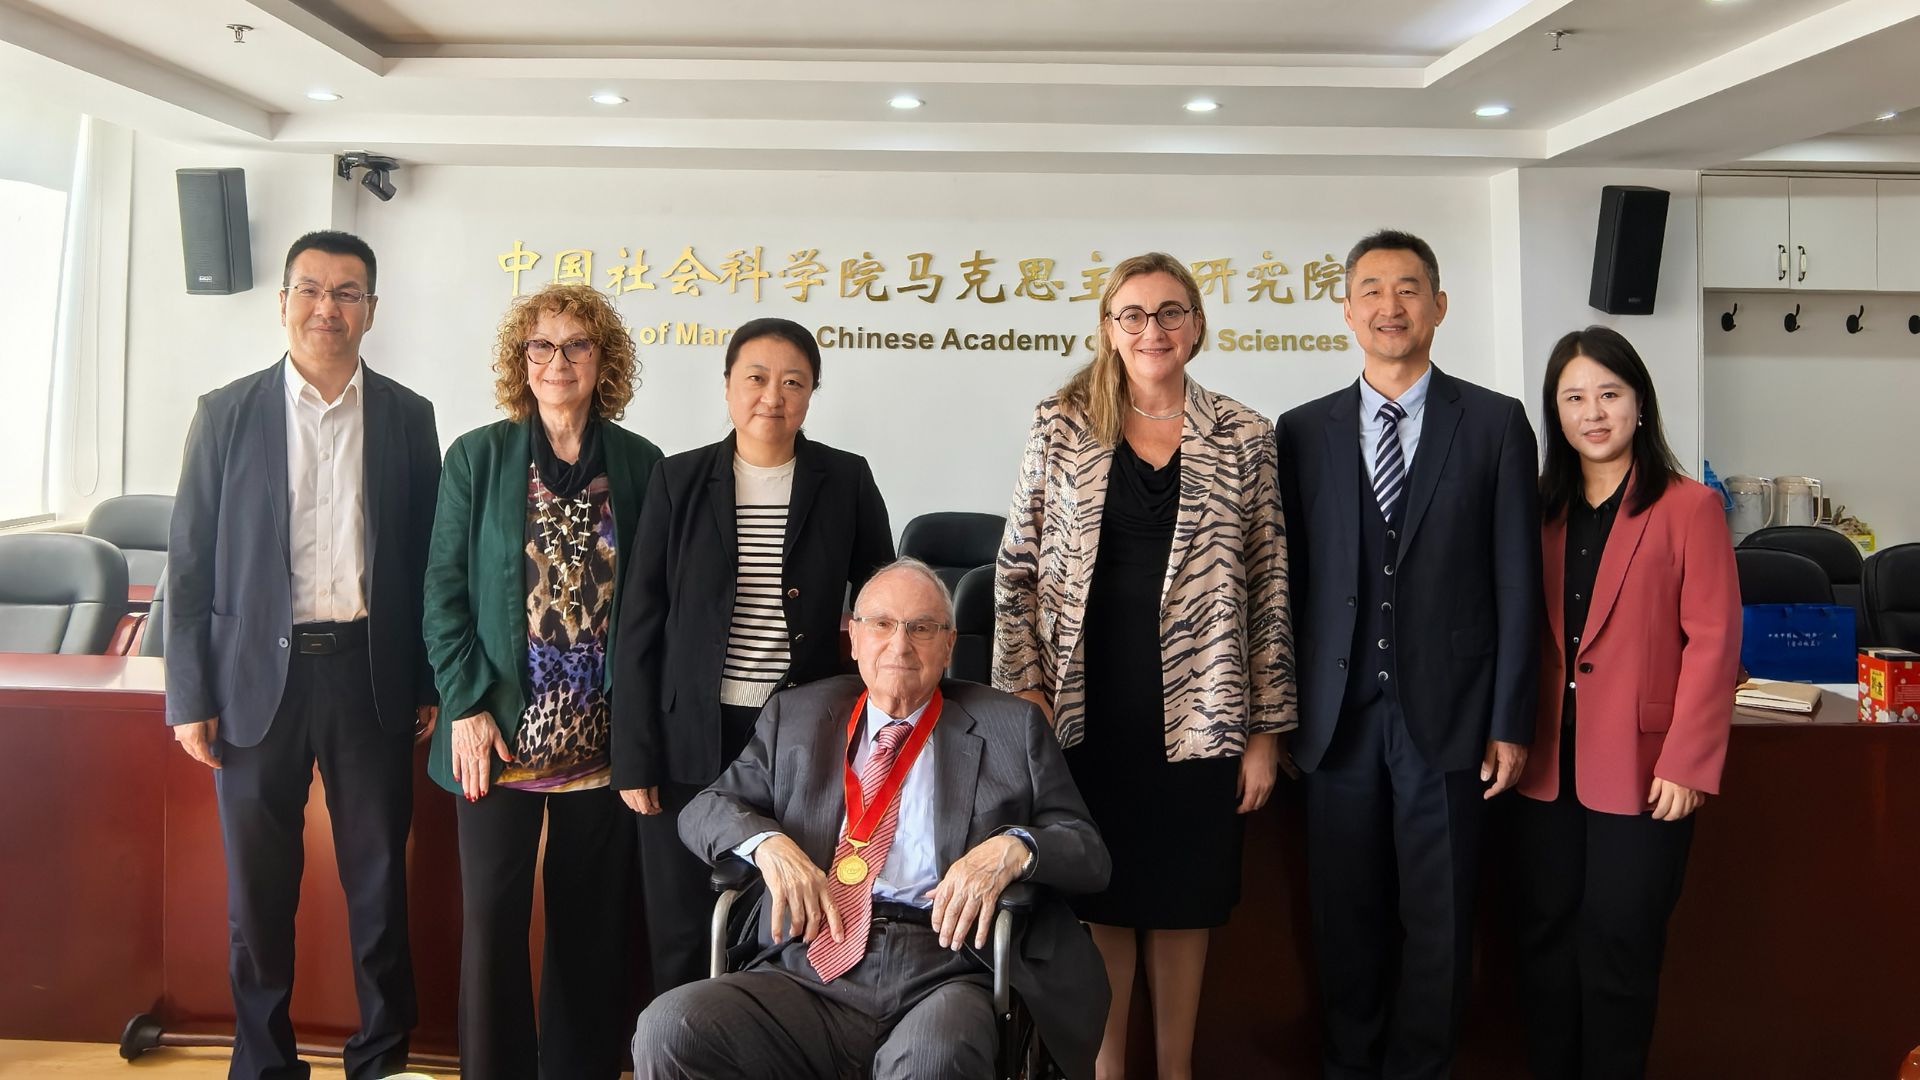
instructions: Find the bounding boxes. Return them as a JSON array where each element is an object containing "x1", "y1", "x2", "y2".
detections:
[
  {"x1": 119, "y1": 135, "x2": 337, "y2": 497},
  {"x1": 1704, "y1": 291, "x2": 1920, "y2": 548},
  {"x1": 1497, "y1": 167, "x2": 1704, "y2": 471},
  {"x1": 339, "y1": 166, "x2": 1495, "y2": 529},
  {"x1": 0, "y1": 97, "x2": 78, "y2": 191}
]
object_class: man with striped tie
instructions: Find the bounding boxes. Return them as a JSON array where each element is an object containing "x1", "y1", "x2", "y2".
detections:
[
  {"x1": 630, "y1": 557, "x2": 1111, "y2": 1079},
  {"x1": 1276, "y1": 230, "x2": 1541, "y2": 1079}
]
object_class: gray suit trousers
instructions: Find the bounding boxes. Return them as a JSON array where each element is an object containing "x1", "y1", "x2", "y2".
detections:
[{"x1": 632, "y1": 919, "x2": 995, "y2": 1079}]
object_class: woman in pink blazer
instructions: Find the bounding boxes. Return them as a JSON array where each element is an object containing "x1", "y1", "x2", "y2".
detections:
[{"x1": 1513, "y1": 326, "x2": 1741, "y2": 1079}]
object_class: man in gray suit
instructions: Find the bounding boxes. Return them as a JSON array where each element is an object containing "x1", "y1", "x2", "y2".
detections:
[
  {"x1": 167, "y1": 230, "x2": 440, "y2": 1080},
  {"x1": 632, "y1": 557, "x2": 1111, "y2": 1079}
]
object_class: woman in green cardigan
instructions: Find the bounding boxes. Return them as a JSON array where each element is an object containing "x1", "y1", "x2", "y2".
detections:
[{"x1": 422, "y1": 283, "x2": 663, "y2": 1080}]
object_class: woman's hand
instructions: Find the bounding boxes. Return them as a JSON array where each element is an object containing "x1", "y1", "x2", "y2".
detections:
[
  {"x1": 1236, "y1": 732, "x2": 1282, "y2": 813},
  {"x1": 618, "y1": 787, "x2": 663, "y2": 815},
  {"x1": 1647, "y1": 777, "x2": 1706, "y2": 821},
  {"x1": 1015, "y1": 689, "x2": 1054, "y2": 726},
  {"x1": 450, "y1": 710, "x2": 513, "y2": 802}
]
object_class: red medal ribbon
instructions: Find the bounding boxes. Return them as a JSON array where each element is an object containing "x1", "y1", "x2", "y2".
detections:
[{"x1": 841, "y1": 688, "x2": 942, "y2": 845}]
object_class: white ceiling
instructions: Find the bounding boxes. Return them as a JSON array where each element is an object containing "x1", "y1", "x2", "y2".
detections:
[{"x1": 2, "y1": 0, "x2": 1917, "y2": 174}]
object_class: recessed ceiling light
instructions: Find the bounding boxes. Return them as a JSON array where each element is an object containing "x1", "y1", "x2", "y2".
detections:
[
  {"x1": 1185, "y1": 99, "x2": 1220, "y2": 113},
  {"x1": 306, "y1": 90, "x2": 342, "y2": 102},
  {"x1": 1877, "y1": 110, "x2": 1900, "y2": 122},
  {"x1": 1475, "y1": 104, "x2": 1512, "y2": 118},
  {"x1": 590, "y1": 92, "x2": 627, "y2": 106},
  {"x1": 888, "y1": 95, "x2": 923, "y2": 110}
]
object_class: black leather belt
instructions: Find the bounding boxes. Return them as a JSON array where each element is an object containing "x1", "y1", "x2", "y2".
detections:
[
  {"x1": 293, "y1": 620, "x2": 368, "y2": 655},
  {"x1": 870, "y1": 901, "x2": 932, "y2": 926}
]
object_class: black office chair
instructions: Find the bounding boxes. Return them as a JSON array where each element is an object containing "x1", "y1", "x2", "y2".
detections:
[
  {"x1": 83, "y1": 494, "x2": 174, "y2": 593},
  {"x1": 1742, "y1": 526, "x2": 1869, "y2": 642},
  {"x1": 1734, "y1": 547, "x2": 1834, "y2": 607},
  {"x1": 140, "y1": 575, "x2": 168, "y2": 657},
  {"x1": 949, "y1": 564, "x2": 995, "y2": 684},
  {"x1": 0, "y1": 533, "x2": 130, "y2": 653},
  {"x1": 1863, "y1": 543, "x2": 1920, "y2": 652},
  {"x1": 708, "y1": 856, "x2": 1051, "y2": 1079},
  {"x1": 900, "y1": 512, "x2": 1006, "y2": 594}
]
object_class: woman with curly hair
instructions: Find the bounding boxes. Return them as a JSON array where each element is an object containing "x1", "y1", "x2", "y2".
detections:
[{"x1": 423, "y1": 283, "x2": 663, "y2": 1079}]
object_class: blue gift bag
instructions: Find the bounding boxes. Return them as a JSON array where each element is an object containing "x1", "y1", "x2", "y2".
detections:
[{"x1": 1740, "y1": 604, "x2": 1856, "y2": 683}]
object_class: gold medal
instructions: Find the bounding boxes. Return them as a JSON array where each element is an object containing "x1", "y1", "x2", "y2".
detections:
[{"x1": 834, "y1": 853, "x2": 870, "y2": 885}]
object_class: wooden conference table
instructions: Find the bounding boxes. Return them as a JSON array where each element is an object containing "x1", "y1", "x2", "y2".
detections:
[{"x1": 2, "y1": 659, "x2": 1914, "y2": 1077}]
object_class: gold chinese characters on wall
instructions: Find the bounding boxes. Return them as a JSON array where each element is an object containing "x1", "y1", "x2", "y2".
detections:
[{"x1": 496, "y1": 244, "x2": 1350, "y2": 307}]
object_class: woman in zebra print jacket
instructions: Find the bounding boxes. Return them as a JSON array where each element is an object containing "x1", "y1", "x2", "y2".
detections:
[{"x1": 993, "y1": 251, "x2": 1299, "y2": 1080}]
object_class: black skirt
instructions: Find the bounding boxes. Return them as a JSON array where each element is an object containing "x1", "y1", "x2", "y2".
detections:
[{"x1": 1065, "y1": 441, "x2": 1244, "y2": 930}]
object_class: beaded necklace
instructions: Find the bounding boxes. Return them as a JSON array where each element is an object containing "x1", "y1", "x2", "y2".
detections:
[{"x1": 534, "y1": 479, "x2": 596, "y2": 623}]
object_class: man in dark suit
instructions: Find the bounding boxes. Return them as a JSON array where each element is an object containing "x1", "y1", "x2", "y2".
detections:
[
  {"x1": 166, "y1": 230, "x2": 441, "y2": 1080},
  {"x1": 1276, "y1": 230, "x2": 1540, "y2": 1079},
  {"x1": 630, "y1": 558, "x2": 1111, "y2": 1080}
]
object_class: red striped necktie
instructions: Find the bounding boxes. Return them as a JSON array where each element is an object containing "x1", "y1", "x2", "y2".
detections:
[{"x1": 808, "y1": 718, "x2": 914, "y2": 982}]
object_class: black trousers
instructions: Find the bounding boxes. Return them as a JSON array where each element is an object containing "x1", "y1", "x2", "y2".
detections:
[
  {"x1": 635, "y1": 703, "x2": 760, "y2": 996},
  {"x1": 454, "y1": 781, "x2": 635, "y2": 1080},
  {"x1": 1511, "y1": 744, "x2": 1695, "y2": 1080},
  {"x1": 1306, "y1": 693, "x2": 1484, "y2": 1080},
  {"x1": 213, "y1": 642, "x2": 416, "y2": 1080}
]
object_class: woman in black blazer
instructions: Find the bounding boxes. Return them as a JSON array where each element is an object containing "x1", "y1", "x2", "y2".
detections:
[{"x1": 611, "y1": 316, "x2": 894, "y2": 994}]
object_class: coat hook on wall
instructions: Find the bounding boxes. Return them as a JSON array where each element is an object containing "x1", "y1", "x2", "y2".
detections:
[
  {"x1": 1910, "y1": 314, "x2": 1920, "y2": 335},
  {"x1": 1847, "y1": 306, "x2": 1866, "y2": 334},
  {"x1": 1784, "y1": 304, "x2": 1801, "y2": 333},
  {"x1": 1720, "y1": 303, "x2": 1739, "y2": 331}
]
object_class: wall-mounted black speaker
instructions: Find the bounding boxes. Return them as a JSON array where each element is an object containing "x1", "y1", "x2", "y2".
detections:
[
  {"x1": 177, "y1": 168, "x2": 253, "y2": 295},
  {"x1": 1588, "y1": 185, "x2": 1669, "y2": 316}
]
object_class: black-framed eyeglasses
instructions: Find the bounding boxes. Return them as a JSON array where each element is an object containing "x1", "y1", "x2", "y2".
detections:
[
  {"x1": 284, "y1": 283, "x2": 369, "y2": 306},
  {"x1": 524, "y1": 338, "x2": 596, "y2": 365},
  {"x1": 1108, "y1": 303, "x2": 1192, "y2": 334},
  {"x1": 849, "y1": 615, "x2": 952, "y2": 643}
]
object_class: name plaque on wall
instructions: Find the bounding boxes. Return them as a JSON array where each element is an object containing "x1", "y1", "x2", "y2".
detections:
[{"x1": 494, "y1": 241, "x2": 1354, "y2": 355}]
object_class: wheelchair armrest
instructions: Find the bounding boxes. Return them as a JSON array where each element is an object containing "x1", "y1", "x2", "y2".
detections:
[
  {"x1": 709, "y1": 853, "x2": 760, "y2": 893},
  {"x1": 996, "y1": 881, "x2": 1037, "y2": 913},
  {"x1": 709, "y1": 855, "x2": 762, "y2": 979},
  {"x1": 990, "y1": 882, "x2": 1045, "y2": 1018}
]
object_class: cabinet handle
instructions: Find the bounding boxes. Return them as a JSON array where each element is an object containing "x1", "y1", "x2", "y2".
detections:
[
  {"x1": 1797, "y1": 245, "x2": 1807, "y2": 283},
  {"x1": 1777, "y1": 244, "x2": 1788, "y2": 281}
]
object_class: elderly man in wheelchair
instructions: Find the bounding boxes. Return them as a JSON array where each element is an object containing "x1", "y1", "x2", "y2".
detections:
[{"x1": 630, "y1": 559, "x2": 1111, "y2": 1079}]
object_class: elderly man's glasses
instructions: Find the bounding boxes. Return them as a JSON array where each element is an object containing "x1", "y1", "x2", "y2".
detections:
[
  {"x1": 1108, "y1": 303, "x2": 1192, "y2": 334},
  {"x1": 285, "y1": 283, "x2": 368, "y2": 306},
  {"x1": 524, "y1": 338, "x2": 596, "y2": 365},
  {"x1": 849, "y1": 615, "x2": 952, "y2": 643}
]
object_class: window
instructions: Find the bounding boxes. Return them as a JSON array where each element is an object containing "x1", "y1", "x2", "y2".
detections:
[{"x1": 0, "y1": 179, "x2": 66, "y2": 525}]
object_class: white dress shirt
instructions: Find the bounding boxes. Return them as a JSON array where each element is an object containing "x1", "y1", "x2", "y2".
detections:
[
  {"x1": 1357, "y1": 364, "x2": 1434, "y2": 486},
  {"x1": 283, "y1": 356, "x2": 368, "y2": 624},
  {"x1": 736, "y1": 697, "x2": 942, "y2": 905}
]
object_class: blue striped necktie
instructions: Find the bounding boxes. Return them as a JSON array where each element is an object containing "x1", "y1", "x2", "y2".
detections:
[{"x1": 1373, "y1": 400, "x2": 1408, "y2": 523}]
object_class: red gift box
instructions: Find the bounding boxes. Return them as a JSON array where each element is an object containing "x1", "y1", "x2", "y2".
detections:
[{"x1": 1858, "y1": 648, "x2": 1920, "y2": 724}]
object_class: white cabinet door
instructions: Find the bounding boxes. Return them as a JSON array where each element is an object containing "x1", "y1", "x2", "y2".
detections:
[
  {"x1": 1877, "y1": 180, "x2": 1920, "y2": 292},
  {"x1": 1702, "y1": 176, "x2": 1789, "y2": 290},
  {"x1": 1788, "y1": 177, "x2": 1877, "y2": 291}
]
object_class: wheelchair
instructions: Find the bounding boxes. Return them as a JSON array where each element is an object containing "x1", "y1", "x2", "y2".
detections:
[{"x1": 708, "y1": 855, "x2": 1058, "y2": 1080}]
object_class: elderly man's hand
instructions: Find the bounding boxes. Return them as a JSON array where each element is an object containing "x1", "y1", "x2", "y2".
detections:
[
  {"x1": 752, "y1": 834, "x2": 843, "y2": 945},
  {"x1": 930, "y1": 833, "x2": 1028, "y2": 951}
]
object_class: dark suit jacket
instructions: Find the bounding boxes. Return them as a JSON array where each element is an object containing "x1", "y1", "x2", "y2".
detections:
[
  {"x1": 1275, "y1": 366, "x2": 1541, "y2": 773},
  {"x1": 420, "y1": 417, "x2": 664, "y2": 793},
  {"x1": 610, "y1": 432, "x2": 894, "y2": 790},
  {"x1": 680, "y1": 675, "x2": 1112, "y2": 1080},
  {"x1": 165, "y1": 358, "x2": 441, "y2": 745}
]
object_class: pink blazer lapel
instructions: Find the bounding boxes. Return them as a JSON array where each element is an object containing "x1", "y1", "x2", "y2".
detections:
[{"x1": 1578, "y1": 503, "x2": 1654, "y2": 657}]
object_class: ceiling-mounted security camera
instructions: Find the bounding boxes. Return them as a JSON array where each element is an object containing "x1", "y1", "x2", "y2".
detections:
[{"x1": 336, "y1": 152, "x2": 400, "y2": 202}]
